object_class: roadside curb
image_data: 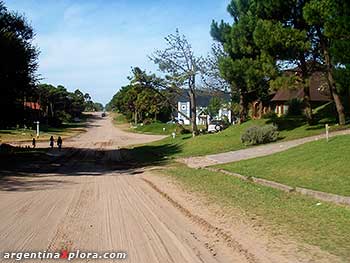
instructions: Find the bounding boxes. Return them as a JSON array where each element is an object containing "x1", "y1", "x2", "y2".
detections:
[{"x1": 205, "y1": 167, "x2": 350, "y2": 207}]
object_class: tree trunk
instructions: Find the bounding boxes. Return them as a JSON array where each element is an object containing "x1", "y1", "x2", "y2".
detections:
[
  {"x1": 134, "y1": 109, "x2": 138, "y2": 125},
  {"x1": 321, "y1": 37, "x2": 346, "y2": 125},
  {"x1": 239, "y1": 89, "x2": 248, "y2": 123},
  {"x1": 258, "y1": 101, "x2": 263, "y2": 119},
  {"x1": 299, "y1": 55, "x2": 313, "y2": 124},
  {"x1": 189, "y1": 90, "x2": 198, "y2": 136}
]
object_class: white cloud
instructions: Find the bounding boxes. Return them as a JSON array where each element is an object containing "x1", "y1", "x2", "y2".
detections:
[{"x1": 7, "y1": 0, "x2": 232, "y2": 104}]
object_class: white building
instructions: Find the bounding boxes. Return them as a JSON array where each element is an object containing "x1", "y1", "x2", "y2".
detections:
[{"x1": 177, "y1": 101, "x2": 232, "y2": 125}]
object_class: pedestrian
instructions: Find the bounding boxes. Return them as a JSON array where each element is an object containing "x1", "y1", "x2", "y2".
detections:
[
  {"x1": 49, "y1": 136, "x2": 54, "y2": 148},
  {"x1": 57, "y1": 136, "x2": 62, "y2": 151},
  {"x1": 32, "y1": 138, "x2": 36, "y2": 148}
]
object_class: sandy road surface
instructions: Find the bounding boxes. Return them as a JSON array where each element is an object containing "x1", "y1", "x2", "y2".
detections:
[
  {"x1": 0, "y1": 114, "x2": 248, "y2": 263},
  {"x1": 0, "y1": 114, "x2": 342, "y2": 263}
]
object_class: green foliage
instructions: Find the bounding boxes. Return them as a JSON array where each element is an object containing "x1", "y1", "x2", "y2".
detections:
[
  {"x1": 262, "y1": 111, "x2": 277, "y2": 120},
  {"x1": 303, "y1": 0, "x2": 350, "y2": 124},
  {"x1": 108, "y1": 68, "x2": 171, "y2": 124},
  {"x1": 0, "y1": 1, "x2": 39, "y2": 127},
  {"x1": 211, "y1": 1, "x2": 276, "y2": 123},
  {"x1": 35, "y1": 84, "x2": 90, "y2": 126},
  {"x1": 150, "y1": 29, "x2": 203, "y2": 134},
  {"x1": 286, "y1": 98, "x2": 303, "y2": 116},
  {"x1": 207, "y1": 97, "x2": 222, "y2": 117},
  {"x1": 175, "y1": 124, "x2": 191, "y2": 135},
  {"x1": 133, "y1": 105, "x2": 345, "y2": 159},
  {"x1": 241, "y1": 124, "x2": 278, "y2": 145}
]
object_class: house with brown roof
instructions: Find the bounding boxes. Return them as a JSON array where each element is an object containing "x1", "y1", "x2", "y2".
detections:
[
  {"x1": 24, "y1": 101, "x2": 42, "y2": 124},
  {"x1": 270, "y1": 71, "x2": 331, "y2": 116},
  {"x1": 24, "y1": 102, "x2": 41, "y2": 110}
]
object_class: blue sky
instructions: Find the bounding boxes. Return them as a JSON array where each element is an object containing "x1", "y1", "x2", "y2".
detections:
[{"x1": 6, "y1": 0, "x2": 231, "y2": 104}]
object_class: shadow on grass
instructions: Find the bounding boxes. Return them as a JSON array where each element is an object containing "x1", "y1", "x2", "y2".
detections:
[
  {"x1": 265, "y1": 116, "x2": 307, "y2": 131},
  {"x1": 0, "y1": 142, "x2": 181, "y2": 192}
]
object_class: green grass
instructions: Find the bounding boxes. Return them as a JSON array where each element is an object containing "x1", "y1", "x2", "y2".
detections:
[
  {"x1": 164, "y1": 164, "x2": 350, "y2": 260},
  {"x1": 217, "y1": 135, "x2": 350, "y2": 196},
  {"x1": 113, "y1": 113, "x2": 128, "y2": 125},
  {"x1": 130, "y1": 116, "x2": 349, "y2": 158},
  {"x1": 120, "y1": 102, "x2": 349, "y2": 158},
  {"x1": 0, "y1": 114, "x2": 91, "y2": 143},
  {"x1": 134, "y1": 122, "x2": 177, "y2": 135},
  {"x1": 0, "y1": 124, "x2": 85, "y2": 143}
]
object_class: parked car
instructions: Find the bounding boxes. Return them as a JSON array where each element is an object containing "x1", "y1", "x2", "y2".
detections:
[{"x1": 208, "y1": 120, "x2": 227, "y2": 133}]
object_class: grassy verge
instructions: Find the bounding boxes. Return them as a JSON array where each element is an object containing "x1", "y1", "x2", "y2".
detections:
[
  {"x1": 130, "y1": 117, "x2": 349, "y2": 158},
  {"x1": 163, "y1": 164, "x2": 350, "y2": 260},
  {"x1": 0, "y1": 116, "x2": 89, "y2": 143},
  {"x1": 134, "y1": 122, "x2": 177, "y2": 135},
  {"x1": 113, "y1": 113, "x2": 128, "y2": 125},
  {"x1": 119, "y1": 102, "x2": 349, "y2": 159},
  {"x1": 216, "y1": 134, "x2": 350, "y2": 196}
]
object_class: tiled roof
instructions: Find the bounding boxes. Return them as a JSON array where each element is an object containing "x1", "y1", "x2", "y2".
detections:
[
  {"x1": 24, "y1": 102, "x2": 41, "y2": 110},
  {"x1": 271, "y1": 72, "x2": 331, "y2": 102}
]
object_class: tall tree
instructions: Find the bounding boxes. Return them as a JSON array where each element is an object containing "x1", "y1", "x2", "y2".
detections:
[
  {"x1": 0, "y1": 1, "x2": 39, "y2": 127},
  {"x1": 251, "y1": 0, "x2": 315, "y2": 123},
  {"x1": 211, "y1": 1, "x2": 275, "y2": 123},
  {"x1": 150, "y1": 29, "x2": 203, "y2": 136},
  {"x1": 303, "y1": 0, "x2": 349, "y2": 125}
]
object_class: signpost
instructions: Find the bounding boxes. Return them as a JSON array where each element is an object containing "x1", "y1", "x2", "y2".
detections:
[
  {"x1": 34, "y1": 121, "x2": 40, "y2": 138},
  {"x1": 326, "y1": 124, "x2": 329, "y2": 142}
]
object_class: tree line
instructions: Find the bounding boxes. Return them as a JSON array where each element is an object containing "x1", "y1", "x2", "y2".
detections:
[
  {"x1": 211, "y1": 0, "x2": 350, "y2": 125},
  {"x1": 34, "y1": 84, "x2": 103, "y2": 126},
  {"x1": 109, "y1": 0, "x2": 350, "y2": 137},
  {"x1": 106, "y1": 67, "x2": 172, "y2": 124},
  {"x1": 0, "y1": 1, "x2": 102, "y2": 128}
]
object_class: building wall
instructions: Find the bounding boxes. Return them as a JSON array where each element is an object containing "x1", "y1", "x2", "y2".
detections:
[
  {"x1": 274, "y1": 103, "x2": 289, "y2": 116},
  {"x1": 218, "y1": 108, "x2": 232, "y2": 123},
  {"x1": 177, "y1": 101, "x2": 191, "y2": 125}
]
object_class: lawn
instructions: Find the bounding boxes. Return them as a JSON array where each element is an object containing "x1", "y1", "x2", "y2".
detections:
[
  {"x1": 163, "y1": 164, "x2": 350, "y2": 260},
  {"x1": 216, "y1": 134, "x2": 350, "y2": 196},
  {"x1": 134, "y1": 122, "x2": 178, "y2": 135},
  {"x1": 113, "y1": 113, "x2": 128, "y2": 125},
  {"x1": 129, "y1": 116, "x2": 348, "y2": 159},
  {"x1": 0, "y1": 118, "x2": 88, "y2": 143}
]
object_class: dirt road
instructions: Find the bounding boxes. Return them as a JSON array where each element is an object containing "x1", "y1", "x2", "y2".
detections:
[
  {"x1": 0, "y1": 114, "x2": 248, "y2": 263},
  {"x1": 0, "y1": 114, "x2": 341, "y2": 263}
]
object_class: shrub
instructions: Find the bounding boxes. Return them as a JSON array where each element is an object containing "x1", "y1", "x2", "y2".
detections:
[
  {"x1": 176, "y1": 124, "x2": 191, "y2": 134},
  {"x1": 287, "y1": 98, "x2": 303, "y2": 116},
  {"x1": 262, "y1": 111, "x2": 278, "y2": 119},
  {"x1": 241, "y1": 125, "x2": 279, "y2": 145},
  {"x1": 221, "y1": 115, "x2": 231, "y2": 126},
  {"x1": 142, "y1": 118, "x2": 152, "y2": 125}
]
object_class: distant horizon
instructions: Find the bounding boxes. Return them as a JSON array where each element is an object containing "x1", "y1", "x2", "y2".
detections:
[{"x1": 6, "y1": 0, "x2": 231, "y2": 105}]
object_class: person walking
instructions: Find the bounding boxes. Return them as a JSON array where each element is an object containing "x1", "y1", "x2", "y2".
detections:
[
  {"x1": 32, "y1": 138, "x2": 36, "y2": 148},
  {"x1": 57, "y1": 136, "x2": 62, "y2": 151},
  {"x1": 49, "y1": 136, "x2": 54, "y2": 148}
]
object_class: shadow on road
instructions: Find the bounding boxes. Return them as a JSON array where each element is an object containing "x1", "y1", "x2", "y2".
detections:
[{"x1": 0, "y1": 143, "x2": 181, "y2": 192}]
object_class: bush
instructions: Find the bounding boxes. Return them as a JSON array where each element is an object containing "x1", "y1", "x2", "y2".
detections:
[
  {"x1": 241, "y1": 125, "x2": 279, "y2": 145},
  {"x1": 262, "y1": 111, "x2": 278, "y2": 119},
  {"x1": 221, "y1": 115, "x2": 231, "y2": 126},
  {"x1": 142, "y1": 118, "x2": 152, "y2": 125},
  {"x1": 176, "y1": 124, "x2": 191, "y2": 135},
  {"x1": 287, "y1": 98, "x2": 303, "y2": 116}
]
